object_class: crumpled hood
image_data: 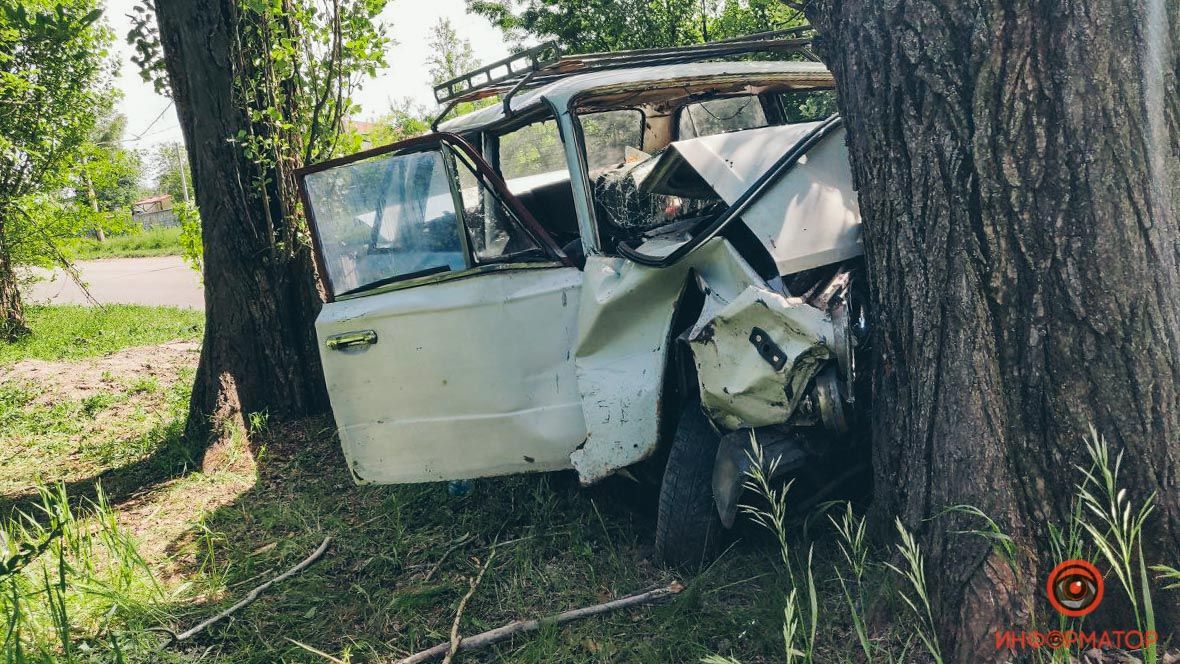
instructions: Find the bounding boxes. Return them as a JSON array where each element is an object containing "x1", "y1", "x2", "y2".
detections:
[{"x1": 640, "y1": 122, "x2": 864, "y2": 276}]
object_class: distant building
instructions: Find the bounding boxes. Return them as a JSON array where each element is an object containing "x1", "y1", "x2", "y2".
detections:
[{"x1": 131, "y1": 194, "x2": 178, "y2": 229}]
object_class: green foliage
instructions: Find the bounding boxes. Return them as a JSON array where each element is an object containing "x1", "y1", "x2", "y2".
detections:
[
  {"x1": 175, "y1": 201, "x2": 202, "y2": 271},
  {"x1": 76, "y1": 111, "x2": 143, "y2": 214},
  {"x1": 9, "y1": 105, "x2": 144, "y2": 273},
  {"x1": 336, "y1": 98, "x2": 432, "y2": 154},
  {"x1": 130, "y1": 0, "x2": 391, "y2": 286},
  {"x1": 467, "y1": 0, "x2": 805, "y2": 54},
  {"x1": 427, "y1": 17, "x2": 479, "y2": 85},
  {"x1": 0, "y1": 0, "x2": 112, "y2": 203},
  {"x1": 0, "y1": 0, "x2": 115, "y2": 323},
  {"x1": 230, "y1": 0, "x2": 391, "y2": 169},
  {"x1": 146, "y1": 141, "x2": 192, "y2": 205}
]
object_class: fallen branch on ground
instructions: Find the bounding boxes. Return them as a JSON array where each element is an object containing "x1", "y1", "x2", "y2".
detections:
[
  {"x1": 154, "y1": 536, "x2": 332, "y2": 646},
  {"x1": 442, "y1": 545, "x2": 498, "y2": 664},
  {"x1": 423, "y1": 532, "x2": 473, "y2": 582},
  {"x1": 393, "y1": 580, "x2": 684, "y2": 664}
]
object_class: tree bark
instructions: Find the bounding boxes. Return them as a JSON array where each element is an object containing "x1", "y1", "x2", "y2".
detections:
[
  {"x1": 0, "y1": 223, "x2": 27, "y2": 341},
  {"x1": 153, "y1": 0, "x2": 329, "y2": 450},
  {"x1": 805, "y1": 0, "x2": 1180, "y2": 657}
]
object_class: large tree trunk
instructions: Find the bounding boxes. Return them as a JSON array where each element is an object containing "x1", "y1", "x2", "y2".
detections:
[
  {"x1": 0, "y1": 226, "x2": 27, "y2": 341},
  {"x1": 805, "y1": 0, "x2": 1180, "y2": 657},
  {"x1": 154, "y1": 0, "x2": 329, "y2": 450}
]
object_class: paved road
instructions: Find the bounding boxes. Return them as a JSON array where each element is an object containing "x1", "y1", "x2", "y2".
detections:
[{"x1": 23, "y1": 256, "x2": 204, "y2": 310}]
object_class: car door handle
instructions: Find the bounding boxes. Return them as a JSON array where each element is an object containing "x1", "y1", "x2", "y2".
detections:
[{"x1": 326, "y1": 330, "x2": 378, "y2": 350}]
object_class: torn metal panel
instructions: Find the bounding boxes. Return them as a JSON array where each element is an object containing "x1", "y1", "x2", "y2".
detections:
[
  {"x1": 712, "y1": 429, "x2": 808, "y2": 528},
  {"x1": 570, "y1": 239, "x2": 764, "y2": 484},
  {"x1": 687, "y1": 283, "x2": 835, "y2": 431},
  {"x1": 639, "y1": 123, "x2": 862, "y2": 276}
]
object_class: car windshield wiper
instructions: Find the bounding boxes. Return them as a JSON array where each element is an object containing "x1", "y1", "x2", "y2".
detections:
[{"x1": 337, "y1": 264, "x2": 452, "y2": 297}]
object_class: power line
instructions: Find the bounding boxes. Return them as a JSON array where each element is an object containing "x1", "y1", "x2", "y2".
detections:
[
  {"x1": 126, "y1": 100, "x2": 175, "y2": 142},
  {"x1": 121, "y1": 123, "x2": 181, "y2": 143}
]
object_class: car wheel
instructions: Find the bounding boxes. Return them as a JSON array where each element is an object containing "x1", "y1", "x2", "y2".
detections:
[{"x1": 655, "y1": 403, "x2": 724, "y2": 571}]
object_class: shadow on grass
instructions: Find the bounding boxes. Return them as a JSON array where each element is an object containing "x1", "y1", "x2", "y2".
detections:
[
  {"x1": 151, "y1": 419, "x2": 795, "y2": 664},
  {"x1": 0, "y1": 414, "x2": 200, "y2": 521}
]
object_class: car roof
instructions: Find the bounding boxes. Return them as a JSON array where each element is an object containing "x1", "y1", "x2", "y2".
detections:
[{"x1": 438, "y1": 60, "x2": 833, "y2": 134}]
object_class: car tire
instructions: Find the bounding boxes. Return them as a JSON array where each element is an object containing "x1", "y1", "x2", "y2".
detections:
[{"x1": 655, "y1": 403, "x2": 724, "y2": 571}]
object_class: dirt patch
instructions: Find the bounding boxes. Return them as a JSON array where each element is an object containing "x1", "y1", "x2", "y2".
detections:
[
  {"x1": 0, "y1": 340, "x2": 201, "y2": 504},
  {"x1": 0, "y1": 340, "x2": 199, "y2": 405}
]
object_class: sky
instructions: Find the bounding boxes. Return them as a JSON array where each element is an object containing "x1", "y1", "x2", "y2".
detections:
[{"x1": 105, "y1": 0, "x2": 512, "y2": 150}]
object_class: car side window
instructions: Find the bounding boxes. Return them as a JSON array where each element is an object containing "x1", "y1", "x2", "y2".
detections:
[
  {"x1": 498, "y1": 118, "x2": 569, "y2": 188},
  {"x1": 449, "y1": 147, "x2": 543, "y2": 263},
  {"x1": 678, "y1": 95, "x2": 768, "y2": 139},
  {"x1": 302, "y1": 150, "x2": 468, "y2": 298}
]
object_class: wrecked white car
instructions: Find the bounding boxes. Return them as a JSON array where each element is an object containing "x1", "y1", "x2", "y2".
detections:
[{"x1": 295, "y1": 32, "x2": 868, "y2": 568}]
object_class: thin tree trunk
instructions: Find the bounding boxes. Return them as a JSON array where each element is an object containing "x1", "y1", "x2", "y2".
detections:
[
  {"x1": 805, "y1": 0, "x2": 1180, "y2": 657},
  {"x1": 0, "y1": 224, "x2": 27, "y2": 341},
  {"x1": 153, "y1": 0, "x2": 329, "y2": 451}
]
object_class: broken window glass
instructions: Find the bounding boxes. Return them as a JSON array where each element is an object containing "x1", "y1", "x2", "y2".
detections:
[{"x1": 593, "y1": 150, "x2": 724, "y2": 238}]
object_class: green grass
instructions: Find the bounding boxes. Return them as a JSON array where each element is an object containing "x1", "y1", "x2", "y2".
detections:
[
  {"x1": 0, "y1": 369, "x2": 195, "y2": 504},
  {"x1": 0, "y1": 304, "x2": 202, "y2": 365},
  {"x1": 68, "y1": 227, "x2": 185, "y2": 260},
  {"x1": 5, "y1": 315, "x2": 1178, "y2": 662}
]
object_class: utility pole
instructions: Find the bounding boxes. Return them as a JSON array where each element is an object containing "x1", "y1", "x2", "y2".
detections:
[
  {"x1": 82, "y1": 156, "x2": 105, "y2": 242},
  {"x1": 700, "y1": 0, "x2": 708, "y2": 42},
  {"x1": 175, "y1": 143, "x2": 190, "y2": 203}
]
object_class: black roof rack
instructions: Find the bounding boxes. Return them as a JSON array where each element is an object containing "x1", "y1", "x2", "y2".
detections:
[{"x1": 431, "y1": 26, "x2": 818, "y2": 108}]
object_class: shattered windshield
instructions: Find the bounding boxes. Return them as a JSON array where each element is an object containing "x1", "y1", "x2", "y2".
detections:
[{"x1": 302, "y1": 150, "x2": 467, "y2": 297}]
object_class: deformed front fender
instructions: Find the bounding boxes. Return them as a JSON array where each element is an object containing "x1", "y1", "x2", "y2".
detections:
[
  {"x1": 687, "y1": 281, "x2": 835, "y2": 431},
  {"x1": 569, "y1": 234, "x2": 839, "y2": 485},
  {"x1": 569, "y1": 239, "x2": 765, "y2": 484}
]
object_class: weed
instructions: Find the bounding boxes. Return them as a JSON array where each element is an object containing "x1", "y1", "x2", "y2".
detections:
[
  {"x1": 1076, "y1": 428, "x2": 1159, "y2": 664},
  {"x1": 127, "y1": 377, "x2": 160, "y2": 395},
  {"x1": 740, "y1": 433, "x2": 819, "y2": 663},
  {"x1": 246, "y1": 410, "x2": 270, "y2": 437},
  {"x1": 0, "y1": 484, "x2": 176, "y2": 663},
  {"x1": 829, "y1": 502, "x2": 873, "y2": 662},
  {"x1": 885, "y1": 519, "x2": 943, "y2": 664}
]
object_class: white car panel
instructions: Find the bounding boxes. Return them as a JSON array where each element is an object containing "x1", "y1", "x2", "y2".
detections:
[
  {"x1": 570, "y1": 240, "x2": 766, "y2": 483},
  {"x1": 316, "y1": 266, "x2": 587, "y2": 484}
]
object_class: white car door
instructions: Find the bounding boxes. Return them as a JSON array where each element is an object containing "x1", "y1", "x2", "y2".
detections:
[{"x1": 297, "y1": 135, "x2": 587, "y2": 484}]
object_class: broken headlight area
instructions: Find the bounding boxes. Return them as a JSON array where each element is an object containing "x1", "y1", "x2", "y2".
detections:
[
  {"x1": 688, "y1": 263, "x2": 868, "y2": 525},
  {"x1": 688, "y1": 265, "x2": 864, "y2": 432}
]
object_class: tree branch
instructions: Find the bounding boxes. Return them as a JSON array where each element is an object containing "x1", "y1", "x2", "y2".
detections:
[
  {"x1": 442, "y1": 544, "x2": 497, "y2": 664},
  {"x1": 159, "y1": 536, "x2": 332, "y2": 646},
  {"x1": 392, "y1": 581, "x2": 684, "y2": 664}
]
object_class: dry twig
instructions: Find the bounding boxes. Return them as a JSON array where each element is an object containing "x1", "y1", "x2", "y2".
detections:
[
  {"x1": 394, "y1": 581, "x2": 684, "y2": 664},
  {"x1": 156, "y1": 536, "x2": 332, "y2": 646},
  {"x1": 441, "y1": 546, "x2": 498, "y2": 664},
  {"x1": 423, "y1": 532, "x2": 474, "y2": 582}
]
